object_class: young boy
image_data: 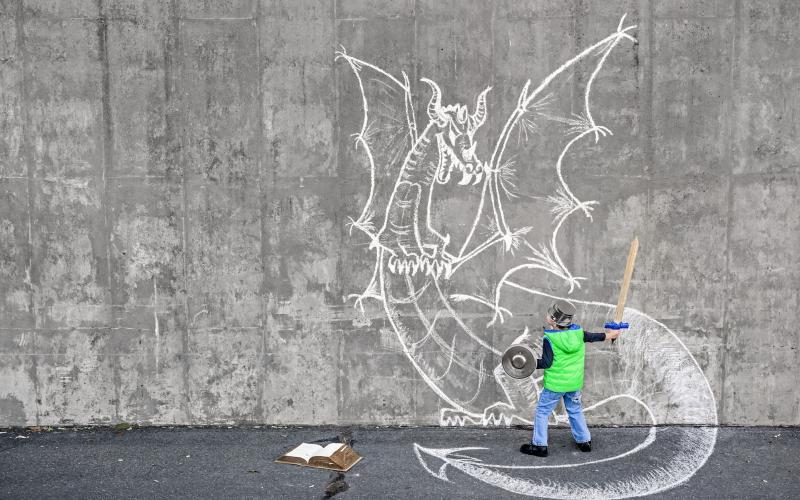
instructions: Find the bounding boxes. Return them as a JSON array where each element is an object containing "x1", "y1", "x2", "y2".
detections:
[{"x1": 519, "y1": 300, "x2": 622, "y2": 457}]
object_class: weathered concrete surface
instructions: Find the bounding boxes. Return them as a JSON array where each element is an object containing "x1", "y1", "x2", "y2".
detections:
[
  {"x1": 0, "y1": 426, "x2": 798, "y2": 499},
  {"x1": 0, "y1": 0, "x2": 798, "y2": 427}
]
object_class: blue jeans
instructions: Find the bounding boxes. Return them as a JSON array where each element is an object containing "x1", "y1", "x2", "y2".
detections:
[{"x1": 532, "y1": 388, "x2": 591, "y2": 446}]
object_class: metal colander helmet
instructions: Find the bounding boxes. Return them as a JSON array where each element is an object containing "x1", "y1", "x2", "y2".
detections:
[{"x1": 548, "y1": 300, "x2": 576, "y2": 328}]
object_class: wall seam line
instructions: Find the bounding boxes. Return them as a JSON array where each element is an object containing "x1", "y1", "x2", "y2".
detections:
[
  {"x1": 16, "y1": 0, "x2": 40, "y2": 427},
  {"x1": 718, "y1": 0, "x2": 742, "y2": 427},
  {"x1": 96, "y1": 0, "x2": 120, "y2": 424},
  {"x1": 254, "y1": 0, "x2": 266, "y2": 424}
]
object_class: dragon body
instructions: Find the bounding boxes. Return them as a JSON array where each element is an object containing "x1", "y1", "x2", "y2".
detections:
[{"x1": 337, "y1": 15, "x2": 718, "y2": 498}]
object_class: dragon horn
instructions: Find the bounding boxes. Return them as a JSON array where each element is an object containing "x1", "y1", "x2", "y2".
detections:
[
  {"x1": 468, "y1": 86, "x2": 492, "y2": 135},
  {"x1": 421, "y1": 78, "x2": 446, "y2": 126}
]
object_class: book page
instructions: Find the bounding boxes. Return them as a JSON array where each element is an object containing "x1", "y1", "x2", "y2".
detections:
[
  {"x1": 327, "y1": 445, "x2": 361, "y2": 470},
  {"x1": 283, "y1": 443, "x2": 323, "y2": 463},
  {"x1": 316, "y1": 443, "x2": 344, "y2": 458}
]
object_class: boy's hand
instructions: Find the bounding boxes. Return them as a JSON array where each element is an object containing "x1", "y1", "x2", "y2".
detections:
[{"x1": 605, "y1": 328, "x2": 622, "y2": 341}]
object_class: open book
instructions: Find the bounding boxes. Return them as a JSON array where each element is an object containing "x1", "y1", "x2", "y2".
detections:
[{"x1": 275, "y1": 442, "x2": 362, "y2": 472}]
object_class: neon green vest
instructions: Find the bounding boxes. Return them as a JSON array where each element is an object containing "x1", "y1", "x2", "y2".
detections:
[{"x1": 543, "y1": 325, "x2": 585, "y2": 392}]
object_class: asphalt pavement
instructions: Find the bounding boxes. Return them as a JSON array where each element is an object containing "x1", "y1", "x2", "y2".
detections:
[{"x1": 0, "y1": 425, "x2": 797, "y2": 499}]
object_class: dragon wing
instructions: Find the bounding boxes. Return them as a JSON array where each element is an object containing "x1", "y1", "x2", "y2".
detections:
[
  {"x1": 448, "y1": 17, "x2": 637, "y2": 325},
  {"x1": 336, "y1": 49, "x2": 417, "y2": 241}
]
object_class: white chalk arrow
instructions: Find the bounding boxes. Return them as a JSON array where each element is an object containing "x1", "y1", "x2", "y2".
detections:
[{"x1": 413, "y1": 425, "x2": 717, "y2": 500}]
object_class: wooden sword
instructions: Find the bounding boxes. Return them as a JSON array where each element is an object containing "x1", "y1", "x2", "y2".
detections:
[{"x1": 605, "y1": 237, "x2": 639, "y2": 343}]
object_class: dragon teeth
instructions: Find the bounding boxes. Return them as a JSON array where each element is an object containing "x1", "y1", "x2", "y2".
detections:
[
  {"x1": 386, "y1": 254, "x2": 450, "y2": 279},
  {"x1": 409, "y1": 259, "x2": 420, "y2": 276},
  {"x1": 429, "y1": 259, "x2": 439, "y2": 278}
]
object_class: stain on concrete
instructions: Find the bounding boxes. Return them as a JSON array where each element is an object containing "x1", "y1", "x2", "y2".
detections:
[
  {"x1": 113, "y1": 210, "x2": 181, "y2": 290},
  {"x1": 0, "y1": 395, "x2": 26, "y2": 425}
]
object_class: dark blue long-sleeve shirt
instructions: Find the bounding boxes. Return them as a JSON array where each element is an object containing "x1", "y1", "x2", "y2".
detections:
[{"x1": 535, "y1": 329, "x2": 606, "y2": 370}]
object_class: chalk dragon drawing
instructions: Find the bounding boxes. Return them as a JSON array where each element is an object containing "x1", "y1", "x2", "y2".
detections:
[{"x1": 338, "y1": 15, "x2": 717, "y2": 499}]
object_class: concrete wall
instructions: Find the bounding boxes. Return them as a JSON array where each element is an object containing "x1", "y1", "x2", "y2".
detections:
[{"x1": 0, "y1": 0, "x2": 798, "y2": 427}]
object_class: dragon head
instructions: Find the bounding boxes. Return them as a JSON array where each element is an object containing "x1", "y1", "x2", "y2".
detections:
[{"x1": 422, "y1": 79, "x2": 491, "y2": 186}]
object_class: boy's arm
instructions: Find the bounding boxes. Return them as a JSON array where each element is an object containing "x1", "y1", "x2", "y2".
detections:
[
  {"x1": 536, "y1": 338, "x2": 553, "y2": 369},
  {"x1": 584, "y1": 329, "x2": 623, "y2": 341},
  {"x1": 583, "y1": 330, "x2": 606, "y2": 342}
]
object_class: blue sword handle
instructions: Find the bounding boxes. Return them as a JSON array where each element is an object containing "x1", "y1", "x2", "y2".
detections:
[{"x1": 604, "y1": 321, "x2": 629, "y2": 344}]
